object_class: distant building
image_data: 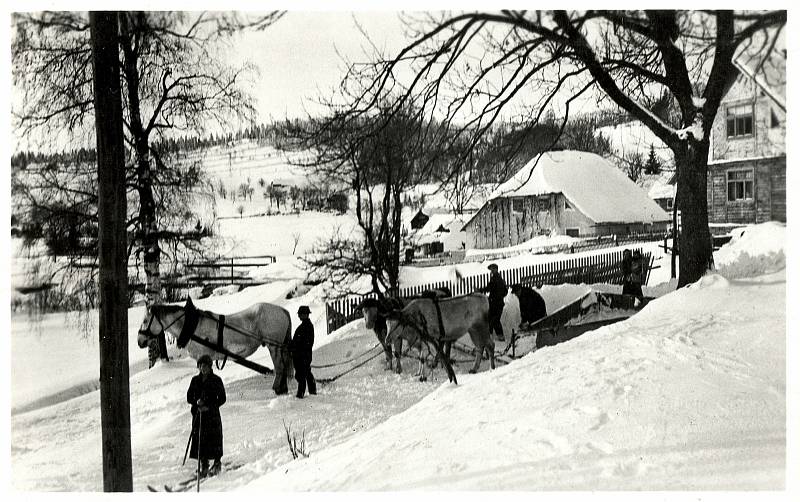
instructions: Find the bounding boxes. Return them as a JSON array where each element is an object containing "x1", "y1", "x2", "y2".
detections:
[
  {"x1": 462, "y1": 151, "x2": 670, "y2": 249},
  {"x1": 648, "y1": 172, "x2": 677, "y2": 213},
  {"x1": 410, "y1": 210, "x2": 430, "y2": 230},
  {"x1": 707, "y1": 57, "x2": 785, "y2": 224}
]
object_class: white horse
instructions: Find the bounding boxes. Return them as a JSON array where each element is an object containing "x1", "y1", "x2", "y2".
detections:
[
  {"x1": 385, "y1": 292, "x2": 495, "y2": 381},
  {"x1": 137, "y1": 298, "x2": 293, "y2": 395}
]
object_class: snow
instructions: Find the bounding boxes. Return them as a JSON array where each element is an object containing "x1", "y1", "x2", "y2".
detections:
[
  {"x1": 597, "y1": 120, "x2": 673, "y2": 165},
  {"x1": 8, "y1": 213, "x2": 792, "y2": 493},
  {"x1": 490, "y1": 151, "x2": 671, "y2": 224}
]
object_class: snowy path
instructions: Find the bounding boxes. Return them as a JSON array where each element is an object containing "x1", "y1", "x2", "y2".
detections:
[{"x1": 10, "y1": 329, "x2": 445, "y2": 491}]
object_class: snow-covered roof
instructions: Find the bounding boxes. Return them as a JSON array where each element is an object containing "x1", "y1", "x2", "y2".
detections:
[
  {"x1": 647, "y1": 171, "x2": 677, "y2": 200},
  {"x1": 489, "y1": 151, "x2": 670, "y2": 224},
  {"x1": 411, "y1": 214, "x2": 468, "y2": 247}
]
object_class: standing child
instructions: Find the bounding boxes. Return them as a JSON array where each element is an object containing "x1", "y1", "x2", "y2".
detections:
[{"x1": 186, "y1": 354, "x2": 226, "y2": 477}]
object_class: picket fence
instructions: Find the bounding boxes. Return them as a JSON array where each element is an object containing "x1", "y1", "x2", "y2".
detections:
[{"x1": 325, "y1": 247, "x2": 652, "y2": 335}]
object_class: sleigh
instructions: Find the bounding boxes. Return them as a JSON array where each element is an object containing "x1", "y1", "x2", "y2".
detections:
[{"x1": 521, "y1": 291, "x2": 652, "y2": 350}]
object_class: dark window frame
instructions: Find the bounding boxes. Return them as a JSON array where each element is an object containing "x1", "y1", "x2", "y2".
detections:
[
  {"x1": 726, "y1": 104, "x2": 754, "y2": 138},
  {"x1": 726, "y1": 168, "x2": 754, "y2": 202}
]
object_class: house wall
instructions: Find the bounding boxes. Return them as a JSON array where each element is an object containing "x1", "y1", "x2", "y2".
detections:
[
  {"x1": 710, "y1": 73, "x2": 785, "y2": 162},
  {"x1": 706, "y1": 70, "x2": 786, "y2": 224},
  {"x1": 707, "y1": 156, "x2": 786, "y2": 224},
  {"x1": 465, "y1": 194, "x2": 598, "y2": 249}
]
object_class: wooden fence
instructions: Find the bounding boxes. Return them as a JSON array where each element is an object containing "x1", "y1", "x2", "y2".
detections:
[{"x1": 325, "y1": 248, "x2": 652, "y2": 335}]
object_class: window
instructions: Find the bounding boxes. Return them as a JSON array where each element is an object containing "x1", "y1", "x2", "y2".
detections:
[
  {"x1": 727, "y1": 169, "x2": 754, "y2": 202},
  {"x1": 536, "y1": 197, "x2": 550, "y2": 212},
  {"x1": 771, "y1": 108, "x2": 781, "y2": 128},
  {"x1": 666, "y1": 198, "x2": 674, "y2": 211},
  {"x1": 564, "y1": 199, "x2": 574, "y2": 211},
  {"x1": 565, "y1": 228, "x2": 580, "y2": 237},
  {"x1": 726, "y1": 104, "x2": 753, "y2": 138},
  {"x1": 512, "y1": 198, "x2": 524, "y2": 213}
]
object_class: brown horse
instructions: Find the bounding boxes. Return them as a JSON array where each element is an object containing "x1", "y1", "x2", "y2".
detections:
[
  {"x1": 386, "y1": 292, "x2": 495, "y2": 380},
  {"x1": 137, "y1": 299, "x2": 293, "y2": 395}
]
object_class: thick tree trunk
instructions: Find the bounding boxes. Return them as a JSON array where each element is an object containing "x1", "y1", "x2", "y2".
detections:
[
  {"x1": 90, "y1": 11, "x2": 133, "y2": 491},
  {"x1": 675, "y1": 140, "x2": 713, "y2": 287}
]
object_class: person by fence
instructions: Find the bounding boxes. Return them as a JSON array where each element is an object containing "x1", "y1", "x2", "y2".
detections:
[
  {"x1": 480, "y1": 263, "x2": 508, "y2": 341},
  {"x1": 511, "y1": 284, "x2": 547, "y2": 329}
]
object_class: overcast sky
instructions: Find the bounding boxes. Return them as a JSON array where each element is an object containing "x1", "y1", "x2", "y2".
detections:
[{"x1": 227, "y1": 11, "x2": 410, "y2": 122}]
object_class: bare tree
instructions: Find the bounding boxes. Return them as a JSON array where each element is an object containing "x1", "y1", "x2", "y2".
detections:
[
  {"x1": 284, "y1": 102, "x2": 431, "y2": 296},
  {"x1": 340, "y1": 10, "x2": 785, "y2": 286},
  {"x1": 13, "y1": 11, "x2": 280, "y2": 361}
]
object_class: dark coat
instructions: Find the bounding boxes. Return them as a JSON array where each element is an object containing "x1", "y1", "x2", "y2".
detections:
[
  {"x1": 484, "y1": 272, "x2": 508, "y2": 309},
  {"x1": 291, "y1": 318, "x2": 315, "y2": 365},
  {"x1": 187, "y1": 372, "x2": 226, "y2": 460},
  {"x1": 515, "y1": 286, "x2": 547, "y2": 324}
]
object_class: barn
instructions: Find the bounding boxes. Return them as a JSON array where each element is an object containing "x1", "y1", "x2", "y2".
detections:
[{"x1": 462, "y1": 151, "x2": 670, "y2": 250}]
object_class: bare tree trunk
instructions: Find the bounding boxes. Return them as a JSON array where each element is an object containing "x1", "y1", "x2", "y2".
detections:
[
  {"x1": 119, "y1": 14, "x2": 167, "y2": 364},
  {"x1": 671, "y1": 186, "x2": 679, "y2": 279},
  {"x1": 675, "y1": 141, "x2": 713, "y2": 287},
  {"x1": 90, "y1": 11, "x2": 132, "y2": 491}
]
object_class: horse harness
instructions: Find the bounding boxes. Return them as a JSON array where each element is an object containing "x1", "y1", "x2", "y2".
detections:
[{"x1": 145, "y1": 299, "x2": 289, "y2": 375}]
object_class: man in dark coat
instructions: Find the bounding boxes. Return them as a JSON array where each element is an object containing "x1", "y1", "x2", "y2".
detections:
[
  {"x1": 481, "y1": 263, "x2": 508, "y2": 341},
  {"x1": 187, "y1": 354, "x2": 226, "y2": 477},
  {"x1": 291, "y1": 305, "x2": 317, "y2": 398},
  {"x1": 511, "y1": 284, "x2": 547, "y2": 328},
  {"x1": 621, "y1": 249, "x2": 644, "y2": 300}
]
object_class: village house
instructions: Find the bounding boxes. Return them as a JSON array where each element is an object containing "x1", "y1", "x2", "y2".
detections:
[
  {"x1": 648, "y1": 171, "x2": 677, "y2": 213},
  {"x1": 462, "y1": 151, "x2": 670, "y2": 249},
  {"x1": 706, "y1": 58, "x2": 786, "y2": 224}
]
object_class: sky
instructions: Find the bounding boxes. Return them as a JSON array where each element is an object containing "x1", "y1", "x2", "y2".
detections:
[{"x1": 226, "y1": 11, "x2": 410, "y2": 121}]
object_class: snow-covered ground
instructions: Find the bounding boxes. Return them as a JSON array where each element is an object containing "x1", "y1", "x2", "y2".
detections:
[{"x1": 8, "y1": 221, "x2": 792, "y2": 494}]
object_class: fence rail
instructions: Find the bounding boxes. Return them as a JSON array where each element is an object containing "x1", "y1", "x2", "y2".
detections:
[{"x1": 325, "y1": 247, "x2": 652, "y2": 335}]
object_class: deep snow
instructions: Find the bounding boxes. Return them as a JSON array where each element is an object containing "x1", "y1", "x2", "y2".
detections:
[{"x1": 7, "y1": 221, "x2": 793, "y2": 495}]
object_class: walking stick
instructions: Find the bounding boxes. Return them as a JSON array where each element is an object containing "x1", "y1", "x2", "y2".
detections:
[
  {"x1": 196, "y1": 410, "x2": 203, "y2": 492},
  {"x1": 182, "y1": 413, "x2": 196, "y2": 466}
]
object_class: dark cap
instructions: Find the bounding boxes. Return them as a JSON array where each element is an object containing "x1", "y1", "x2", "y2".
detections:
[
  {"x1": 197, "y1": 354, "x2": 212, "y2": 368},
  {"x1": 298, "y1": 305, "x2": 311, "y2": 315},
  {"x1": 487, "y1": 263, "x2": 498, "y2": 271}
]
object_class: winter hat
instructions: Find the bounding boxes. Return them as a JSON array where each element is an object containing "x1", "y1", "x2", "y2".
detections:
[
  {"x1": 487, "y1": 263, "x2": 499, "y2": 271},
  {"x1": 298, "y1": 305, "x2": 311, "y2": 315},
  {"x1": 197, "y1": 354, "x2": 212, "y2": 368}
]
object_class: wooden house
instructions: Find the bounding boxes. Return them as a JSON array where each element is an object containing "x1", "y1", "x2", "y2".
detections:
[
  {"x1": 707, "y1": 58, "x2": 785, "y2": 224},
  {"x1": 462, "y1": 151, "x2": 670, "y2": 250}
]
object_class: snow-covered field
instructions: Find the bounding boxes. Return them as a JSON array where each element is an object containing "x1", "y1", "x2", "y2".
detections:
[{"x1": 7, "y1": 220, "x2": 792, "y2": 494}]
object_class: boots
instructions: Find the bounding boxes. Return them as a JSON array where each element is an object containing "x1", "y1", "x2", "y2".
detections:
[{"x1": 200, "y1": 459, "x2": 210, "y2": 478}]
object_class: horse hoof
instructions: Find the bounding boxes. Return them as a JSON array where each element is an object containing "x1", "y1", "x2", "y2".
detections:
[
  {"x1": 419, "y1": 376, "x2": 427, "y2": 382},
  {"x1": 468, "y1": 369, "x2": 477, "y2": 374}
]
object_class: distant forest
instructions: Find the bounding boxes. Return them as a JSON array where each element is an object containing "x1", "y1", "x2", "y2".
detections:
[{"x1": 11, "y1": 108, "x2": 635, "y2": 181}]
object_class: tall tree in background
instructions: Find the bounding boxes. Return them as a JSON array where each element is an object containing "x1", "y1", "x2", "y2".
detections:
[
  {"x1": 342, "y1": 10, "x2": 785, "y2": 287},
  {"x1": 89, "y1": 11, "x2": 132, "y2": 491}
]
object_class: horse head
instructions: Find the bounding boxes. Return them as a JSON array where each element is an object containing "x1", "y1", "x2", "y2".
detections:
[
  {"x1": 359, "y1": 297, "x2": 381, "y2": 330},
  {"x1": 137, "y1": 305, "x2": 164, "y2": 348}
]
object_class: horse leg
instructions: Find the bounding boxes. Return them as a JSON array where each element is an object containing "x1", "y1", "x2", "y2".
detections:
[{"x1": 393, "y1": 338, "x2": 403, "y2": 374}]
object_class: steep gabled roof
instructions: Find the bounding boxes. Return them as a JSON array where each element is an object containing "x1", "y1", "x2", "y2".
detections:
[
  {"x1": 732, "y1": 57, "x2": 785, "y2": 112},
  {"x1": 488, "y1": 150, "x2": 670, "y2": 224}
]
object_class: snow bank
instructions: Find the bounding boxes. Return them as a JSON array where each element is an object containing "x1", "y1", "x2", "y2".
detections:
[
  {"x1": 714, "y1": 221, "x2": 785, "y2": 279},
  {"x1": 245, "y1": 269, "x2": 786, "y2": 490}
]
